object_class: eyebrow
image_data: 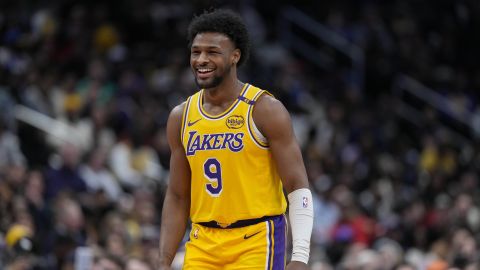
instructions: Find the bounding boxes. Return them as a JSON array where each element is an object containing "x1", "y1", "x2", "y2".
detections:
[{"x1": 191, "y1": 45, "x2": 221, "y2": 49}]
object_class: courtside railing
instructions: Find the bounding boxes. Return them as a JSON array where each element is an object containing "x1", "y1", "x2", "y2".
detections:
[
  {"x1": 392, "y1": 74, "x2": 475, "y2": 145},
  {"x1": 279, "y1": 6, "x2": 365, "y2": 92}
]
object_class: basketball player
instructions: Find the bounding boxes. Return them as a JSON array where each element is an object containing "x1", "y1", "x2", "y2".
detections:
[{"x1": 158, "y1": 9, "x2": 313, "y2": 270}]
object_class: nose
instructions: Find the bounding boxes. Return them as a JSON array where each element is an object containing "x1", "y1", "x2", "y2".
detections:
[{"x1": 197, "y1": 51, "x2": 209, "y2": 64}]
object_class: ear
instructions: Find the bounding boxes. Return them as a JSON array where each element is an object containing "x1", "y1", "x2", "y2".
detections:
[{"x1": 232, "y1": 48, "x2": 241, "y2": 65}]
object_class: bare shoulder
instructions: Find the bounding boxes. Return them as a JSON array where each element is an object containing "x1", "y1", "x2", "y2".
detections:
[
  {"x1": 169, "y1": 102, "x2": 187, "y2": 122},
  {"x1": 167, "y1": 102, "x2": 187, "y2": 145},
  {"x1": 254, "y1": 93, "x2": 291, "y2": 121},
  {"x1": 253, "y1": 93, "x2": 292, "y2": 137},
  {"x1": 254, "y1": 93, "x2": 287, "y2": 113}
]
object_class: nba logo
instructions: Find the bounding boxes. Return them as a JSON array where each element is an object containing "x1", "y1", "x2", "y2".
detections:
[
  {"x1": 193, "y1": 228, "x2": 199, "y2": 239},
  {"x1": 302, "y1": 197, "x2": 308, "y2": 208}
]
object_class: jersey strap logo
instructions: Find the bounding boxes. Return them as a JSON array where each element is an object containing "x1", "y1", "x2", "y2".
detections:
[
  {"x1": 186, "y1": 131, "x2": 244, "y2": 156},
  {"x1": 237, "y1": 96, "x2": 255, "y2": 105},
  {"x1": 244, "y1": 231, "x2": 261, "y2": 239},
  {"x1": 188, "y1": 118, "x2": 202, "y2": 127}
]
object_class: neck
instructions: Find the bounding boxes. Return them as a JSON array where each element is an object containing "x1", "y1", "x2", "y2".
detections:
[{"x1": 204, "y1": 72, "x2": 243, "y2": 105}]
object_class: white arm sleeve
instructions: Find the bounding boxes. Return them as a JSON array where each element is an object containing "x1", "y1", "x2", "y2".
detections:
[{"x1": 288, "y1": 188, "x2": 314, "y2": 264}]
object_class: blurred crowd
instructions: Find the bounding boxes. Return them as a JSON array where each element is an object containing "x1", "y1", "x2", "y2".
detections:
[{"x1": 0, "y1": 0, "x2": 479, "y2": 269}]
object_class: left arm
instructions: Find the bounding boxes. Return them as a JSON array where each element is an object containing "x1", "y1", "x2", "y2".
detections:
[{"x1": 253, "y1": 94, "x2": 313, "y2": 269}]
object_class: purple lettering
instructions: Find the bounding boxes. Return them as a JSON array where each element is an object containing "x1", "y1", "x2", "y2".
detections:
[
  {"x1": 222, "y1": 133, "x2": 235, "y2": 149},
  {"x1": 200, "y1": 134, "x2": 214, "y2": 150},
  {"x1": 212, "y1": 134, "x2": 222, "y2": 149},
  {"x1": 229, "y1": 133, "x2": 244, "y2": 152},
  {"x1": 186, "y1": 131, "x2": 244, "y2": 155}
]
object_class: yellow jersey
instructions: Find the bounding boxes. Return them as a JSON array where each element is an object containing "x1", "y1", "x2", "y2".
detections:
[{"x1": 181, "y1": 83, "x2": 287, "y2": 225}]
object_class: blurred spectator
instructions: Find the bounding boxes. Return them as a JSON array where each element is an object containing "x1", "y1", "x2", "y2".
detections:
[
  {"x1": 80, "y1": 148, "x2": 123, "y2": 202},
  {"x1": 124, "y1": 189, "x2": 159, "y2": 257},
  {"x1": 24, "y1": 170, "x2": 51, "y2": 254},
  {"x1": 90, "y1": 106, "x2": 116, "y2": 150},
  {"x1": 21, "y1": 69, "x2": 56, "y2": 117},
  {"x1": 0, "y1": 120, "x2": 26, "y2": 171},
  {"x1": 109, "y1": 127, "x2": 143, "y2": 189},
  {"x1": 92, "y1": 252, "x2": 125, "y2": 270},
  {"x1": 3, "y1": 224, "x2": 35, "y2": 270},
  {"x1": 393, "y1": 262, "x2": 416, "y2": 270},
  {"x1": 426, "y1": 259, "x2": 449, "y2": 270},
  {"x1": 374, "y1": 238, "x2": 404, "y2": 269},
  {"x1": 76, "y1": 59, "x2": 116, "y2": 109},
  {"x1": 44, "y1": 143, "x2": 87, "y2": 200},
  {"x1": 5, "y1": 224, "x2": 33, "y2": 254},
  {"x1": 330, "y1": 185, "x2": 375, "y2": 246},
  {"x1": 126, "y1": 257, "x2": 152, "y2": 270},
  {"x1": 44, "y1": 195, "x2": 86, "y2": 268}
]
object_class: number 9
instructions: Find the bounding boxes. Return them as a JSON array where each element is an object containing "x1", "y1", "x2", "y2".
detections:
[{"x1": 204, "y1": 158, "x2": 223, "y2": 197}]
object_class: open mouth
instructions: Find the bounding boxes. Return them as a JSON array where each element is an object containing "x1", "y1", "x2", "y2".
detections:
[{"x1": 196, "y1": 68, "x2": 214, "y2": 79}]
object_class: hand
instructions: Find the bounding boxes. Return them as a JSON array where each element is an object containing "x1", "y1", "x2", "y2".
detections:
[{"x1": 286, "y1": 261, "x2": 309, "y2": 270}]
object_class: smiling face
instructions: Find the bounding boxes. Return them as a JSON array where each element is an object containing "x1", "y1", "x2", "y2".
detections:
[{"x1": 190, "y1": 32, "x2": 240, "y2": 89}]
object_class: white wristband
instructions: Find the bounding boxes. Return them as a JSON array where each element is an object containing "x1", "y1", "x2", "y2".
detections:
[{"x1": 288, "y1": 188, "x2": 313, "y2": 264}]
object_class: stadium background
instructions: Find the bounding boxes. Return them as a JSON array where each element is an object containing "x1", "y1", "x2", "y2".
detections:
[{"x1": 1, "y1": 0, "x2": 479, "y2": 269}]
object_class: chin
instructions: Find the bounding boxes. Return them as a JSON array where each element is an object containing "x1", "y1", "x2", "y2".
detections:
[
  {"x1": 195, "y1": 81, "x2": 210, "y2": 89},
  {"x1": 195, "y1": 77, "x2": 222, "y2": 89}
]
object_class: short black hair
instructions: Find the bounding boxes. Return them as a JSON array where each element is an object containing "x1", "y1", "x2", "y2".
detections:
[{"x1": 187, "y1": 9, "x2": 251, "y2": 67}]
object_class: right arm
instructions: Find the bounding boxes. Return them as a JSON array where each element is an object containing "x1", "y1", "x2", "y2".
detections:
[{"x1": 158, "y1": 103, "x2": 191, "y2": 269}]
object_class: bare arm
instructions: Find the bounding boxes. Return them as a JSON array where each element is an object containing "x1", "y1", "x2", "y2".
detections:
[
  {"x1": 253, "y1": 94, "x2": 312, "y2": 270},
  {"x1": 253, "y1": 94, "x2": 309, "y2": 193},
  {"x1": 158, "y1": 104, "x2": 191, "y2": 269}
]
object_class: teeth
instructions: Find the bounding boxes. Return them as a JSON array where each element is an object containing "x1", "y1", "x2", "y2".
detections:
[{"x1": 198, "y1": 68, "x2": 213, "y2": 73}]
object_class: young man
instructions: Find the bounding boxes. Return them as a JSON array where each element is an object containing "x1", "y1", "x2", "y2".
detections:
[{"x1": 158, "y1": 9, "x2": 313, "y2": 270}]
